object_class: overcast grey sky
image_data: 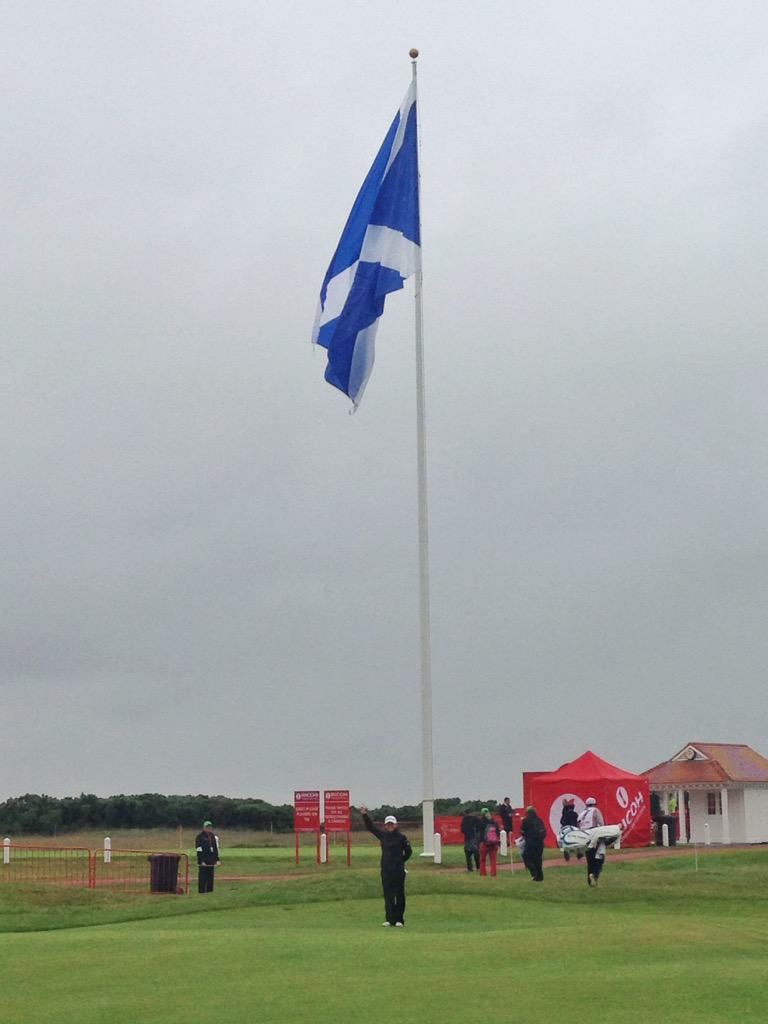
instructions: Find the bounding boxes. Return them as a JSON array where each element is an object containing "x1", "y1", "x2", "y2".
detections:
[{"x1": 3, "y1": 1, "x2": 767, "y2": 808}]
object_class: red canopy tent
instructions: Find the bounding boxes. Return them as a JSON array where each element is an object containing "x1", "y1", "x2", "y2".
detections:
[{"x1": 523, "y1": 750, "x2": 651, "y2": 848}]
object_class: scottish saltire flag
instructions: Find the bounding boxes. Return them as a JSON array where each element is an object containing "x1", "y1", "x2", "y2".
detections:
[{"x1": 313, "y1": 81, "x2": 420, "y2": 408}]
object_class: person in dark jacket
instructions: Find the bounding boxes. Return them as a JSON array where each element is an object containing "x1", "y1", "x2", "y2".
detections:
[
  {"x1": 360, "y1": 805, "x2": 412, "y2": 926},
  {"x1": 498, "y1": 797, "x2": 514, "y2": 835},
  {"x1": 560, "y1": 798, "x2": 579, "y2": 862},
  {"x1": 195, "y1": 820, "x2": 220, "y2": 893},
  {"x1": 520, "y1": 806, "x2": 546, "y2": 882},
  {"x1": 460, "y1": 809, "x2": 481, "y2": 871}
]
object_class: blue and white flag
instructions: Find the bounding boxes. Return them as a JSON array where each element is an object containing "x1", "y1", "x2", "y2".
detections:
[{"x1": 313, "y1": 82, "x2": 420, "y2": 408}]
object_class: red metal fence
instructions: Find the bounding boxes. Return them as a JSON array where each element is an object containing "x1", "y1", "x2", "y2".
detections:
[
  {"x1": 0, "y1": 842, "x2": 189, "y2": 894},
  {"x1": 0, "y1": 845, "x2": 92, "y2": 887}
]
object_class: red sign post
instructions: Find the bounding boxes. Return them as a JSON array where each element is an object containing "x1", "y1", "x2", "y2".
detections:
[
  {"x1": 323, "y1": 790, "x2": 351, "y2": 866},
  {"x1": 294, "y1": 790, "x2": 321, "y2": 864}
]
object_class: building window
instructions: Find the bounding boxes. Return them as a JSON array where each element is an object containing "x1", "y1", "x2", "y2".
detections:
[{"x1": 706, "y1": 792, "x2": 722, "y2": 815}]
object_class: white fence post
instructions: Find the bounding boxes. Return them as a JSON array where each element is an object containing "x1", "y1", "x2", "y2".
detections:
[
  {"x1": 703, "y1": 822, "x2": 710, "y2": 846},
  {"x1": 662, "y1": 823, "x2": 669, "y2": 847},
  {"x1": 433, "y1": 833, "x2": 442, "y2": 865},
  {"x1": 104, "y1": 837, "x2": 112, "y2": 864},
  {"x1": 500, "y1": 830, "x2": 508, "y2": 856},
  {"x1": 319, "y1": 834, "x2": 328, "y2": 864},
  {"x1": 3, "y1": 838, "x2": 10, "y2": 865}
]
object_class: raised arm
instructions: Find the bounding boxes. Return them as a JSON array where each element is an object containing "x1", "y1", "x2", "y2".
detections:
[{"x1": 359, "y1": 805, "x2": 383, "y2": 840}]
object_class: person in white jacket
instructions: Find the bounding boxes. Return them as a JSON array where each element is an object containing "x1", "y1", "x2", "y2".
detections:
[{"x1": 577, "y1": 797, "x2": 605, "y2": 887}]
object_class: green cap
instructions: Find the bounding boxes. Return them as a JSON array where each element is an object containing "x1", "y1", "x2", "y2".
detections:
[
  {"x1": 481, "y1": 807, "x2": 489, "y2": 814},
  {"x1": 203, "y1": 820, "x2": 213, "y2": 827}
]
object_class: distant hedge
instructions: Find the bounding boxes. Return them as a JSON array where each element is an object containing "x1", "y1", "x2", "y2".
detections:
[
  {"x1": 0, "y1": 793, "x2": 294, "y2": 834},
  {"x1": 0, "y1": 793, "x2": 504, "y2": 835}
]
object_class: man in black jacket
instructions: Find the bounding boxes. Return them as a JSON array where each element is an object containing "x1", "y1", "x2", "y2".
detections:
[
  {"x1": 520, "y1": 806, "x2": 546, "y2": 882},
  {"x1": 560, "y1": 798, "x2": 580, "y2": 862},
  {"x1": 498, "y1": 797, "x2": 514, "y2": 835},
  {"x1": 195, "y1": 820, "x2": 220, "y2": 893},
  {"x1": 360, "y1": 805, "x2": 412, "y2": 927},
  {"x1": 460, "y1": 809, "x2": 481, "y2": 871}
]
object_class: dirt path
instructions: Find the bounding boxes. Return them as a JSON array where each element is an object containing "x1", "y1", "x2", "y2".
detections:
[{"x1": 218, "y1": 843, "x2": 750, "y2": 883}]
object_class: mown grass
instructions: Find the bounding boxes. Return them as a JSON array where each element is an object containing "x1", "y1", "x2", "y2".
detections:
[{"x1": 3, "y1": 847, "x2": 766, "y2": 1024}]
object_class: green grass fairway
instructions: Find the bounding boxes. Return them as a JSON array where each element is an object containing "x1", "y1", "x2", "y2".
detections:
[{"x1": 3, "y1": 849, "x2": 767, "y2": 1023}]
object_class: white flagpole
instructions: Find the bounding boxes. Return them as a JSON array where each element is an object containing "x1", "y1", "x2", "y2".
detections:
[{"x1": 410, "y1": 49, "x2": 435, "y2": 857}]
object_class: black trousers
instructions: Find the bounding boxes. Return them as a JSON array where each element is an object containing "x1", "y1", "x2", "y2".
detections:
[
  {"x1": 198, "y1": 865, "x2": 215, "y2": 893},
  {"x1": 464, "y1": 846, "x2": 479, "y2": 870},
  {"x1": 382, "y1": 869, "x2": 406, "y2": 924},
  {"x1": 586, "y1": 848, "x2": 604, "y2": 882},
  {"x1": 523, "y1": 843, "x2": 544, "y2": 881}
]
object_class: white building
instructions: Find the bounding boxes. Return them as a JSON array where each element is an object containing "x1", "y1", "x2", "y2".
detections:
[{"x1": 644, "y1": 742, "x2": 768, "y2": 845}]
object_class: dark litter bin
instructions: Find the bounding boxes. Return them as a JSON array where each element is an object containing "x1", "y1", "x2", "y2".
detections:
[
  {"x1": 665, "y1": 816, "x2": 678, "y2": 846},
  {"x1": 653, "y1": 815, "x2": 677, "y2": 847},
  {"x1": 149, "y1": 854, "x2": 181, "y2": 893}
]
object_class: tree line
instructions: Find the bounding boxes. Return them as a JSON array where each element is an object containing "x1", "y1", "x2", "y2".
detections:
[{"x1": 0, "y1": 793, "x2": 504, "y2": 835}]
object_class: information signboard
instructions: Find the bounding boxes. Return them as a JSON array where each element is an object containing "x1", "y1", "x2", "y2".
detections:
[
  {"x1": 323, "y1": 789, "x2": 351, "y2": 866},
  {"x1": 323, "y1": 790, "x2": 350, "y2": 831},
  {"x1": 294, "y1": 791, "x2": 321, "y2": 832}
]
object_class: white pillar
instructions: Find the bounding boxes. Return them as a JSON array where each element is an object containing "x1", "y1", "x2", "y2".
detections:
[
  {"x1": 319, "y1": 834, "x2": 328, "y2": 864},
  {"x1": 677, "y1": 789, "x2": 687, "y2": 844},
  {"x1": 661, "y1": 792, "x2": 669, "y2": 814},
  {"x1": 721, "y1": 788, "x2": 730, "y2": 845},
  {"x1": 433, "y1": 833, "x2": 442, "y2": 865},
  {"x1": 3, "y1": 838, "x2": 10, "y2": 864},
  {"x1": 103, "y1": 836, "x2": 112, "y2": 864},
  {"x1": 661, "y1": 823, "x2": 669, "y2": 847},
  {"x1": 411, "y1": 55, "x2": 435, "y2": 861},
  {"x1": 500, "y1": 830, "x2": 508, "y2": 857}
]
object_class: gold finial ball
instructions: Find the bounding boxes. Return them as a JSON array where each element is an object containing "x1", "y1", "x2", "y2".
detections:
[{"x1": 409, "y1": 48, "x2": 419, "y2": 59}]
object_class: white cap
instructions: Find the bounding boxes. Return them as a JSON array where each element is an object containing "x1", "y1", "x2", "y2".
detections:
[
  {"x1": 585, "y1": 797, "x2": 596, "y2": 806},
  {"x1": 384, "y1": 815, "x2": 397, "y2": 825}
]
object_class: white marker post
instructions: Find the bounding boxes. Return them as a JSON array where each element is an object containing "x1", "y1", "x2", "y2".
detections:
[
  {"x1": 320, "y1": 834, "x2": 328, "y2": 864},
  {"x1": 3, "y1": 838, "x2": 10, "y2": 865},
  {"x1": 500, "y1": 830, "x2": 508, "y2": 857},
  {"x1": 104, "y1": 837, "x2": 112, "y2": 864},
  {"x1": 433, "y1": 832, "x2": 442, "y2": 865}
]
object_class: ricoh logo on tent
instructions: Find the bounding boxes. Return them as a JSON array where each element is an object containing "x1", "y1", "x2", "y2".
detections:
[{"x1": 617, "y1": 787, "x2": 645, "y2": 835}]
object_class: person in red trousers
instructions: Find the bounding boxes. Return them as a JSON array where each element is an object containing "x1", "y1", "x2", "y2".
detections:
[{"x1": 478, "y1": 808, "x2": 501, "y2": 877}]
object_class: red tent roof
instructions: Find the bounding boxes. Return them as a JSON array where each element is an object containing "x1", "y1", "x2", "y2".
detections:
[{"x1": 546, "y1": 750, "x2": 646, "y2": 782}]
